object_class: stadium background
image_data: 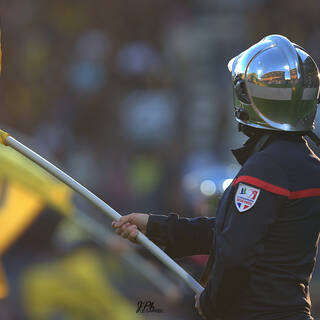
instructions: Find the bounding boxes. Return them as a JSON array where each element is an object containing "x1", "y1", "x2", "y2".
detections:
[{"x1": 0, "y1": 0, "x2": 320, "y2": 319}]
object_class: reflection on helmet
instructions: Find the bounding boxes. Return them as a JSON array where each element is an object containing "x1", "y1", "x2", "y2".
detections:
[{"x1": 229, "y1": 35, "x2": 320, "y2": 131}]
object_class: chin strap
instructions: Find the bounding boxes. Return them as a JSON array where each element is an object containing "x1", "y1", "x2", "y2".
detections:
[
  {"x1": 232, "y1": 133, "x2": 272, "y2": 166},
  {"x1": 252, "y1": 133, "x2": 272, "y2": 153},
  {"x1": 306, "y1": 131, "x2": 320, "y2": 146}
]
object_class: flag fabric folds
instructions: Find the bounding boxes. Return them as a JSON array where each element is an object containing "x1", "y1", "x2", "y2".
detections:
[{"x1": 0, "y1": 144, "x2": 75, "y2": 298}]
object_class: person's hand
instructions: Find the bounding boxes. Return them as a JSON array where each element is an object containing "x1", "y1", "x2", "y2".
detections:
[
  {"x1": 112, "y1": 213, "x2": 149, "y2": 243},
  {"x1": 195, "y1": 292, "x2": 207, "y2": 319}
]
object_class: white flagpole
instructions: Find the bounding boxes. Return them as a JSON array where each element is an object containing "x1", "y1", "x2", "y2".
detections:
[{"x1": 0, "y1": 130, "x2": 204, "y2": 294}]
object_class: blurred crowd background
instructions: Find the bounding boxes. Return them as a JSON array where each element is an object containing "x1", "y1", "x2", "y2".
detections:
[{"x1": 0, "y1": 0, "x2": 320, "y2": 319}]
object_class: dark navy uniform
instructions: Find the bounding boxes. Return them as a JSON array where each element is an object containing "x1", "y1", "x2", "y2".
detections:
[{"x1": 146, "y1": 134, "x2": 320, "y2": 320}]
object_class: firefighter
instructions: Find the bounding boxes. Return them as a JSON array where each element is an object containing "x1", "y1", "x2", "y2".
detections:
[{"x1": 113, "y1": 35, "x2": 320, "y2": 320}]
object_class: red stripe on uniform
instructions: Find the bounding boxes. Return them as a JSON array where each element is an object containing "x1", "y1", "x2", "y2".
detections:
[
  {"x1": 232, "y1": 175, "x2": 320, "y2": 199},
  {"x1": 289, "y1": 188, "x2": 320, "y2": 199},
  {"x1": 232, "y1": 176, "x2": 290, "y2": 196}
]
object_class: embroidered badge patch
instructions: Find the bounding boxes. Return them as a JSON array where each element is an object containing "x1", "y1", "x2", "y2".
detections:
[{"x1": 235, "y1": 183, "x2": 260, "y2": 213}]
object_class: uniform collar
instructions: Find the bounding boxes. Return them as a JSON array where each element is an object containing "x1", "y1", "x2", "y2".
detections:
[
  {"x1": 232, "y1": 134, "x2": 272, "y2": 165},
  {"x1": 232, "y1": 136, "x2": 260, "y2": 165},
  {"x1": 232, "y1": 132, "x2": 305, "y2": 165}
]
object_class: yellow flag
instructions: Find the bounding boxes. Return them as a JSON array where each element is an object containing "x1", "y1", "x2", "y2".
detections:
[
  {"x1": 0, "y1": 144, "x2": 75, "y2": 252},
  {"x1": 0, "y1": 144, "x2": 75, "y2": 298},
  {"x1": 0, "y1": 177, "x2": 45, "y2": 299},
  {"x1": 0, "y1": 178, "x2": 44, "y2": 254},
  {"x1": 0, "y1": 144, "x2": 74, "y2": 215},
  {"x1": 21, "y1": 248, "x2": 142, "y2": 320}
]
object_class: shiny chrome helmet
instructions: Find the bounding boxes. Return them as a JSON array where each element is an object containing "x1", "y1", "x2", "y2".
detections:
[{"x1": 228, "y1": 35, "x2": 320, "y2": 131}]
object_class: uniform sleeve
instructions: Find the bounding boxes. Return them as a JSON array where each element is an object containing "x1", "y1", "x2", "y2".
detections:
[
  {"x1": 146, "y1": 213, "x2": 216, "y2": 258},
  {"x1": 200, "y1": 153, "x2": 289, "y2": 319}
]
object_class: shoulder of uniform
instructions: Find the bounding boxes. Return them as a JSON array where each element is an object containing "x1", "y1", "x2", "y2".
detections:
[
  {"x1": 236, "y1": 151, "x2": 290, "y2": 192},
  {"x1": 245, "y1": 150, "x2": 286, "y2": 173}
]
